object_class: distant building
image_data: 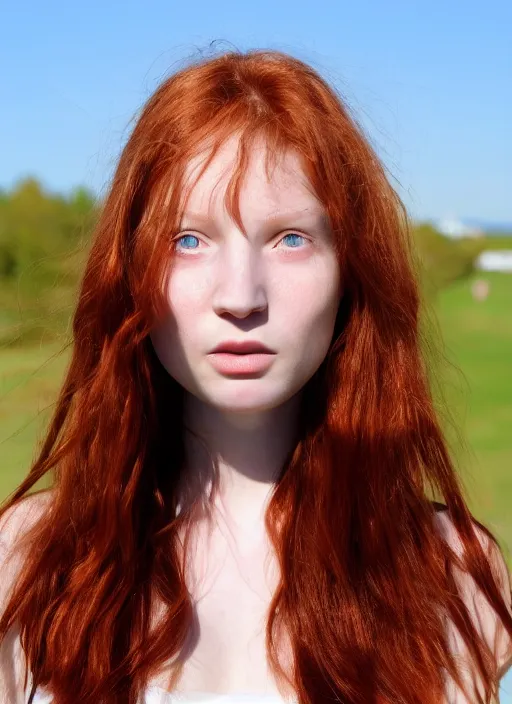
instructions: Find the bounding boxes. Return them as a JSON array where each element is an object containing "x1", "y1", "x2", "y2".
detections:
[
  {"x1": 475, "y1": 251, "x2": 512, "y2": 272},
  {"x1": 436, "y1": 217, "x2": 484, "y2": 239}
]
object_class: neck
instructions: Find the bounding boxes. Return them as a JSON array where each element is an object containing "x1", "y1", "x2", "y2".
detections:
[{"x1": 176, "y1": 390, "x2": 302, "y2": 528}]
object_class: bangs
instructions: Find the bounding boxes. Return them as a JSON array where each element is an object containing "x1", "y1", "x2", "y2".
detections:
[
  {"x1": 131, "y1": 86, "x2": 348, "y2": 325},
  {"x1": 181, "y1": 132, "x2": 312, "y2": 239},
  {"x1": 135, "y1": 122, "x2": 308, "y2": 322}
]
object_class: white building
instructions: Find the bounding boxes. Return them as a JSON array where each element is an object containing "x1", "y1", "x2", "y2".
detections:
[{"x1": 475, "y1": 250, "x2": 512, "y2": 272}]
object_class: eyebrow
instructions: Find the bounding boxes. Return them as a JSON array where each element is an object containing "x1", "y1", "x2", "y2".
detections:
[{"x1": 179, "y1": 209, "x2": 331, "y2": 231}]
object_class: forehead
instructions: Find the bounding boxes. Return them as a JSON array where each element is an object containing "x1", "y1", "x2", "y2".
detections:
[{"x1": 180, "y1": 134, "x2": 321, "y2": 219}]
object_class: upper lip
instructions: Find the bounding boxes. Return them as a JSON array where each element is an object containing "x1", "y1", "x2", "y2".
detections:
[{"x1": 210, "y1": 340, "x2": 276, "y2": 354}]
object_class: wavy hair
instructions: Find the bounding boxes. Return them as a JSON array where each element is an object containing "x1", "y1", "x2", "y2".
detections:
[{"x1": 1, "y1": 48, "x2": 511, "y2": 704}]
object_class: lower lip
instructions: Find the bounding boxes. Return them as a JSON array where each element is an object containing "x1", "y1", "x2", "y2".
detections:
[{"x1": 208, "y1": 352, "x2": 276, "y2": 375}]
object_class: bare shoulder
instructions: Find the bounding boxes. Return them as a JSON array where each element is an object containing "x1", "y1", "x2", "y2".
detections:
[
  {"x1": 432, "y1": 505, "x2": 512, "y2": 681},
  {"x1": 0, "y1": 490, "x2": 57, "y2": 703},
  {"x1": 433, "y1": 504, "x2": 486, "y2": 551},
  {"x1": 0, "y1": 489, "x2": 56, "y2": 621},
  {"x1": 432, "y1": 505, "x2": 510, "y2": 587},
  {"x1": 0, "y1": 490, "x2": 55, "y2": 556}
]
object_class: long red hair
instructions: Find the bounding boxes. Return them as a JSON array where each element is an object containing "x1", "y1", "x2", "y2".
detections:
[{"x1": 1, "y1": 48, "x2": 511, "y2": 704}]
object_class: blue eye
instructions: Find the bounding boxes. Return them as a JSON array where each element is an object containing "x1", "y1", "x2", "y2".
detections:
[
  {"x1": 175, "y1": 234, "x2": 200, "y2": 250},
  {"x1": 281, "y1": 233, "x2": 305, "y2": 248},
  {"x1": 173, "y1": 232, "x2": 307, "y2": 252}
]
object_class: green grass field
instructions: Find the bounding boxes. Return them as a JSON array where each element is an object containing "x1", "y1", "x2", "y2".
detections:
[
  {"x1": 1, "y1": 272, "x2": 511, "y2": 561},
  {"x1": 434, "y1": 272, "x2": 512, "y2": 557}
]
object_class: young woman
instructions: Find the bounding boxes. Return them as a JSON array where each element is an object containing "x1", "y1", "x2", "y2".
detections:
[{"x1": 0, "y1": 49, "x2": 511, "y2": 704}]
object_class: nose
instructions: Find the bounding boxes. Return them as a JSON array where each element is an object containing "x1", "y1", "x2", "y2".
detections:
[{"x1": 211, "y1": 244, "x2": 268, "y2": 319}]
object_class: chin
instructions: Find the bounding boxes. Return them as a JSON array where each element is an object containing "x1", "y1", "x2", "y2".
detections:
[{"x1": 202, "y1": 382, "x2": 291, "y2": 412}]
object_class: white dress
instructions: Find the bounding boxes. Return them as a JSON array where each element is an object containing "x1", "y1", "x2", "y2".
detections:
[{"x1": 1, "y1": 495, "x2": 511, "y2": 704}]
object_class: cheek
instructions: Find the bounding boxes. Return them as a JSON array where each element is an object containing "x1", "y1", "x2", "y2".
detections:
[
  {"x1": 149, "y1": 273, "x2": 207, "y2": 374},
  {"x1": 149, "y1": 315, "x2": 178, "y2": 377},
  {"x1": 167, "y1": 265, "x2": 210, "y2": 310},
  {"x1": 165, "y1": 270, "x2": 209, "y2": 338},
  {"x1": 281, "y1": 264, "x2": 341, "y2": 339},
  {"x1": 291, "y1": 295, "x2": 339, "y2": 350}
]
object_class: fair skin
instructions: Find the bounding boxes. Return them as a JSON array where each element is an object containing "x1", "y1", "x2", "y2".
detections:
[{"x1": 149, "y1": 134, "x2": 342, "y2": 695}]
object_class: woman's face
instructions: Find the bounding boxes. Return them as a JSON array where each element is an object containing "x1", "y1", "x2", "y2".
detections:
[{"x1": 150, "y1": 135, "x2": 342, "y2": 414}]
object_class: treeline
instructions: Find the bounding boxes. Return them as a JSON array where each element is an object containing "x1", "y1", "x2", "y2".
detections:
[
  {"x1": 0, "y1": 177, "x2": 509, "y2": 347},
  {"x1": 0, "y1": 178, "x2": 99, "y2": 346}
]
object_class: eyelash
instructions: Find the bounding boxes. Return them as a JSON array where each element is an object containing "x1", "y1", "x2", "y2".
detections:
[{"x1": 171, "y1": 231, "x2": 310, "y2": 253}]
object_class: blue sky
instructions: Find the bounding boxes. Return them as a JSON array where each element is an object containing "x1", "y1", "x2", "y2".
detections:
[{"x1": 1, "y1": 0, "x2": 511, "y2": 224}]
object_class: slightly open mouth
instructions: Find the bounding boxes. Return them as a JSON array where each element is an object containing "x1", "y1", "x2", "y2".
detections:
[{"x1": 208, "y1": 351, "x2": 276, "y2": 374}]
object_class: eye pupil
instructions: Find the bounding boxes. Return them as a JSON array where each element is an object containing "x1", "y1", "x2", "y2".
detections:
[
  {"x1": 283, "y1": 233, "x2": 304, "y2": 247},
  {"x1": 177, "y1": 234, "x2": 199, "y2": 249}
]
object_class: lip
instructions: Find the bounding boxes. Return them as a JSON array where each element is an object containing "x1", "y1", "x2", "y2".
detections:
[
  {"x1": 209, "y1": 340, "x2": 276, "y2": 354},
  {"x1": 208, "y1": 352, "x2": 276, "y2": 376}
]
